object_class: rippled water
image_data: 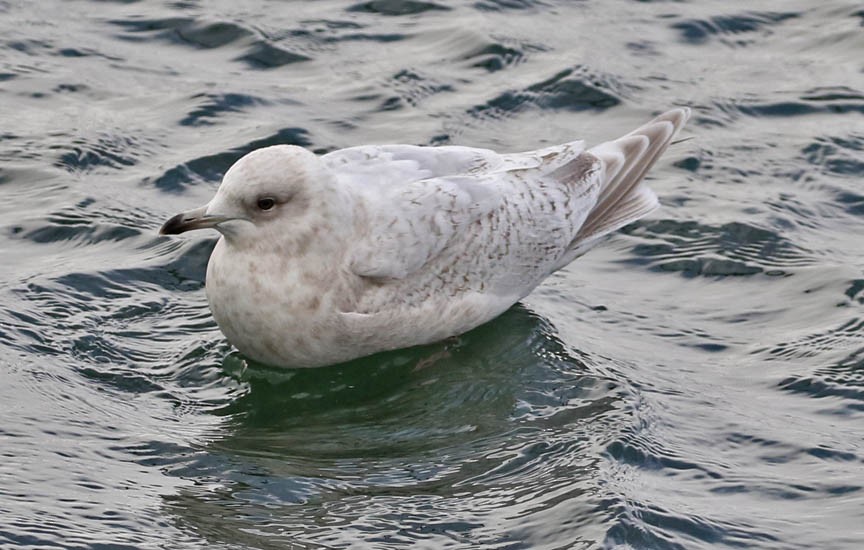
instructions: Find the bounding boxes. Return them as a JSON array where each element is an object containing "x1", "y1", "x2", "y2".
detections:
[{"x1": 2, "y1": 0, "x2": 863, "y2": 548}]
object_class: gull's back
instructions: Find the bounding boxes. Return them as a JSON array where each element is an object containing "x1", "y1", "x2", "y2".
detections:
[{"x1": 324, "y1": 108, "x2": 690, "y2": 324}]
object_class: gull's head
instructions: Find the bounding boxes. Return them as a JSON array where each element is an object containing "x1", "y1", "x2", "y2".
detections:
[{"x1": 160, "y1": 145, "x2": 343, "y2": 251}]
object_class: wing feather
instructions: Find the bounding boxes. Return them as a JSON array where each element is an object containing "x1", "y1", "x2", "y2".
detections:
[
  {"x1": 323, "y1": 144, "x2": 502, "y2": 185},
  {"x1": 330, "y1": 140, "x2": 592, "y2": 281},
  {"x1": 350, "y1": 174, "x2": 504, "y2": 279}
]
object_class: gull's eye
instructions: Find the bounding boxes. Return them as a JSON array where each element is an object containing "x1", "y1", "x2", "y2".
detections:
[{"x1": 256, "y1": 197, "x2": 276, "y2": 211}]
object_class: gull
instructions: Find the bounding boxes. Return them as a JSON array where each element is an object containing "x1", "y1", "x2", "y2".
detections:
[{"x1": 161, "y1": 108, "x2": 690, "y2": 368}]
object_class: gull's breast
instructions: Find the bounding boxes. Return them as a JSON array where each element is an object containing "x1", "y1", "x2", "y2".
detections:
[{"x1": 204, "y1": 238, "x2": 351, "y2": 367}]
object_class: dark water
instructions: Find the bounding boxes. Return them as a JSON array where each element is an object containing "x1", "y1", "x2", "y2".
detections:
[{"x1": 2, "y1": 0, "x2": 863, "y2": 547}]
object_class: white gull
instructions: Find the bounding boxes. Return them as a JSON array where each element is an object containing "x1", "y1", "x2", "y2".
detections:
[{"x1": 161, "y1": 108, "x2": 690, "y2": 367}]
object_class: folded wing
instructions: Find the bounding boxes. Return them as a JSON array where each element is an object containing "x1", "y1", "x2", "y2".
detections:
[{"x1": 348, "y1": 174, "x2": 505, "y2": 279}]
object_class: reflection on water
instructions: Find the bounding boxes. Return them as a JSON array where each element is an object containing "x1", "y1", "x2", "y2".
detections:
[{"x1": 164, "y1": 305, "x2": 619, "y2": 547}]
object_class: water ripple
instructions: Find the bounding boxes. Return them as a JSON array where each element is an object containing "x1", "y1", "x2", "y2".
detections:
[
  {"x1": 149, "y1": 127, "x2": 311, "y2": 192},
  {"x1": 468, "y1": 66, "x2": 623, "y2": 121},
  {"x1": 347, "y1": 0, "x2": 451, "y2": 17},
  {"x1": 671, "y1": 11, "x2": 800, "y2": 46},
  {"x1": 626, "y1": 219, "x2": 815, "y2": 276}
]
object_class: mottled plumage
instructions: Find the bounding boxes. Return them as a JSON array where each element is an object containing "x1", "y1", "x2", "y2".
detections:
[{"x1": 160, "y1": 108, "x2": 690, "y2": 367}]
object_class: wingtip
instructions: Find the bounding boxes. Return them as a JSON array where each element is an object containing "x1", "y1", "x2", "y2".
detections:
[
  {"x1": 647, "y1": 107, "x2": 691, "y2": 130},
  {"x1": 673, "y1": 106, "x2": 692, "y2": 126},
  {"x1": 575, "y1": 106, "x2": 691, "y2": 243}
]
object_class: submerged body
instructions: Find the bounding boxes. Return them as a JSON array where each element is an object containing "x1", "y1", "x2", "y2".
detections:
[{"x1": 161, "y1": 108, "x2": 690, "y2": 367}]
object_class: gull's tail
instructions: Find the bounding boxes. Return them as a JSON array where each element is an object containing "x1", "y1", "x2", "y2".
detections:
[{"x1": 574, "y1": 107, "x2": 690, "y2": 249}]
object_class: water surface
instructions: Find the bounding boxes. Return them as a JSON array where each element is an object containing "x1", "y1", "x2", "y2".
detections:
[{"x1": 2, "y1": 0, "x2": 863, "y2": 548}]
